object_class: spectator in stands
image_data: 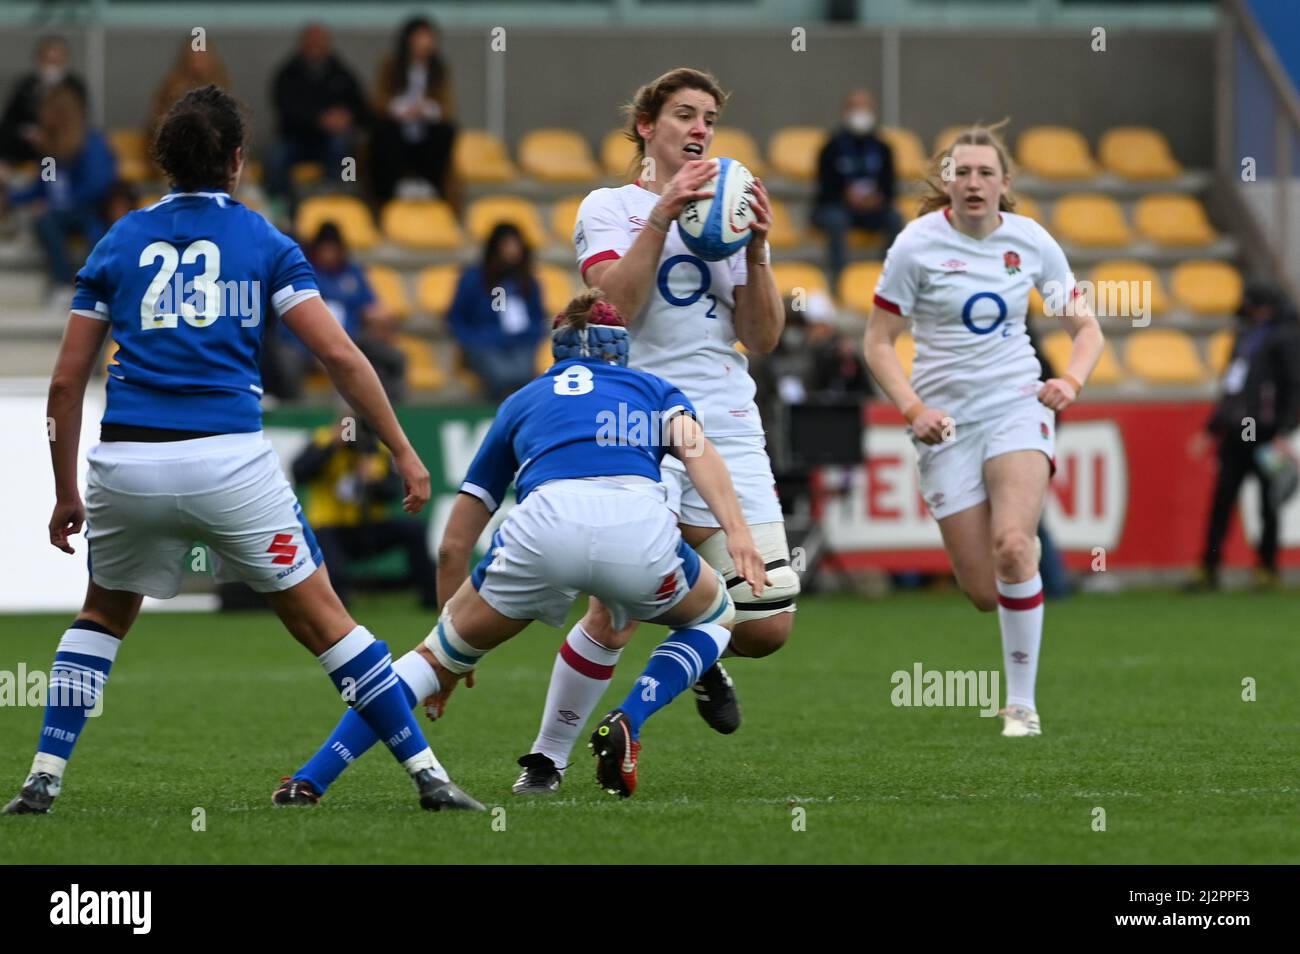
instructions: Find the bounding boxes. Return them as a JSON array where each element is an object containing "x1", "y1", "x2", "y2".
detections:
[
  {"x1": 449, "y1": 221, "x2": 547, "y2": 400},
  {"x1": 292, "y1": 418, "x2": 437, "y2": 610},
  {"x1": 100, "y1": 181, "x2": 137, "y2": 227},
  {"x1": 1189, "y1": 278, "x2": 1300, "y2": 590},
  {"x1": 370, "y1": 16, "x2": 457, "y2": 205},
  {"x1": 149, "y1": 42, "x2": 231, "y2": 149},
  {"x1": 811, "y1": 89, "x2": 902, "y2": 287},
  {"x1": 2, "y1": 81, "x2": 115, "y2": 300},
  {"x1": 265, "y1": 23, "x2": 368, "y2": 208},
  {"x1": 263, "y1": 221, "x2": 405, "y2": 401},
  {"x1": 0, "y1": 36, "x2": 87, "y2": 165}
]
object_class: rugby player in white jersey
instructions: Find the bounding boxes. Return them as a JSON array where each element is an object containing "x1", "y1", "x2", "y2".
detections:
[
  {"x1": 512, "y1": 68, "x2": 796, "y2": 794},
  {"x1": 863, "y1": 125, "x2": 1104, "y2": 737}
]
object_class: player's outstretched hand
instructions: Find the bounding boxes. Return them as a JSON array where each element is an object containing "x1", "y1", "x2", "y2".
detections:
[
  {"x1": 48, "y1": 497, "x2": 85, "y2": 554},
  {"x1": 1037, "y1": 377, "x2": 1077, "y2": 412},
  {"x1": 423, "y1": 667, "x2": 475, "y2": 722},
  {"x1": 394, "y1": 448, "x2": 432, "y2": 514},
  {"x1": 727, "y1": 531, "x2": 769, "y2": 599},
  {"x1": 655, "y1": 158, "x2": 716, "y2": 220},
  {"x1": 911, "y1": 407, "x2": 952, "y2": 446}
]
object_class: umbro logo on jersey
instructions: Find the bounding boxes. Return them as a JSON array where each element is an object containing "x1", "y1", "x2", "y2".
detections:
[
  {"x1": 940, "y1": 259, "x2": 968, "y2": 273},
  {"x1": 267, "y1": 533, "x2": 298, "y2": 566},
  {"x1": 629, "y1": 215, "x2": 648, "y2": 232}
]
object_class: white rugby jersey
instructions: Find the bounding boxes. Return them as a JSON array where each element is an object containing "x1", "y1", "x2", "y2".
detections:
[
  {"x1": 873, "y1": 208, "x2": 1077, "y2": 424},
  {"x1": 574, "y1": 183, "x2": 762, "y2": 439}
]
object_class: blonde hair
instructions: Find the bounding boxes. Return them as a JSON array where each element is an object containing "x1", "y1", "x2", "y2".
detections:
[
  {"x1": 917, "y1": 120, "x2": 1018, "y2": 216},
  {"x1": 620, "y1": 67, "x2": 729, "y2": 179}
]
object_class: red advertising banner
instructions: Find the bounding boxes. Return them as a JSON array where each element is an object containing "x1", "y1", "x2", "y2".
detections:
[{"x1": 817, "y1": 401, "x2": 1300, "y2": 571}]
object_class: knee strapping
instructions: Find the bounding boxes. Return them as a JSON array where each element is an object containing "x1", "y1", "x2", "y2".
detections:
[{"x1": 696, "y1": 522, "x2": 800, "y2": 623}]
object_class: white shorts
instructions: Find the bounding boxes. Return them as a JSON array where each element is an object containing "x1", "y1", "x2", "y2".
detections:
[
  {"x1": 84, "y1": 432, "x2": 323, "y2": 598},
  {"x1": 913, "y1": 400, "x2": 1056, "y2": 520},
  {"x1": 471, "y1": 477, "x2": 702, "y2": 630},
  {"x1": 660, "y1": 432, "x2": 784, "y2": 528}
]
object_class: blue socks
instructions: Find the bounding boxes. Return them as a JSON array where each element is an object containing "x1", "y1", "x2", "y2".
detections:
[
  {"x1": 618, "y1": 624, "x2": 730, "y2": 737},
  {"x1": 30, "y1": 620, "x2": 121, "y2": 778}
]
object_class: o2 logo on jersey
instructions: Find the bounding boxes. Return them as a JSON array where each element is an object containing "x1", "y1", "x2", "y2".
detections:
[
  {"x1": 961, "y1": 291, "x2": 1009, "y2": 336},
  {"x1": 656, "y1": 254, "x2": 719, "y2": 320}
]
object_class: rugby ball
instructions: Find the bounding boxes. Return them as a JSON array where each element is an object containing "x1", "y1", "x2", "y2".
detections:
[{"x1": 677, "y1": 157, "x2": 757, "y2": 261}]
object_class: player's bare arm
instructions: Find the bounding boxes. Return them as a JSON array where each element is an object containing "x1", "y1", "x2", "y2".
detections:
[
  {"x1": 731, "y1": 177, "x2": 784, "y2": 354},
  {"x1": 282, "y1": 296, "x2": 430, "y2": 512},
  {"x1": 434, "y1": 491, "x2": 494, "y2": 612},
  {"x1": 1038, "y1": 296, "x2": 1104, "y2": 412},
  {"x1": 864, "y1": 304, "x2": 949, "y2": 445},
  {"x1": 46, "y1": 312, "x2": 110, "y2": 553},
  {"x1": 666, "y1": 413, "x2": 767, "y2": 596}
]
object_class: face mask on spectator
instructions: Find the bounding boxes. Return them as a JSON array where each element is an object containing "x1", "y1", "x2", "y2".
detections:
[
  {"x1": 845, "y1": 109, "x2": 875, "y2": 135},
  {"x1": 40, "y1": 64, "x2": 66, "y2": 86}
]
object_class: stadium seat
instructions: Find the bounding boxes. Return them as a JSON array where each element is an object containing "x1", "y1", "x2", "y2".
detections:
[
  {"x1": 879, "y1": 126, "x2": 928, "y2": 181},
  {"x1": 710, "y1": 128, "x2": 766, "y2": 177},
  {"x1": 416, "y1": 264, "x2": 460, "y2": 317},
  {"x1": 1089, "y1": 259, "x2": 1169, "y2": 316},
  {"x1": 1029, "y1": 287, "x2": 1047, "y2": 320},
  {"x1": 1134, "y1": 194, "x2": 1217, "y2": 246},
  {"x1": 770, "y1": 262, "x2": 829, "y2": 300},
  {"x1": 1171, "y1": 260, "x2": 1243, "y2": 316},
  {"x1": 289, "y1": 162, "x2": 325, "y2": 186},
  {"x1": 380, "y1": 198, "x2": 463, "y2": 250},
  {"x1": 1017, "y1": 126, "x2": 1099, "y2": 180},
  {"x1": 537, "y1": 263, "x2": 579, "y2": 316},
  {"x1": 1098, "y1": 127, "x2": 1182, "y2": 181},
  {"x1": 1207, "y1": 329, "x2": 1234, "y2": 375},
  {"x1": 550, "y1": 195, "x2": 584, "y2": 248},
  {"x1": 295, "y1": 195, "x2": 379, "y2": 251},
  {"x1": 766, "y1": 197, "x2": 802, "y2": 250},
  {"x1": 767, "y1": 126, "x2": 825, "y2": 181},
  {"x1": 1052, "y1": 194, "x2": 1132, "y2": 247},
  {"x1": 839, "y1": 261, "x2": 884, "y2": 314},
  {"x1": 1124, "y1": 328, "x2": 1206, "y2": 384},
  {"x1": 365, "y1": 265, "x2": 411, "y2": 319},
  {"x1": 1042, "y1": 330, "x2": 1123, "y2": 386},
  {"x1": 453, "y1": 129, "x2": 517, "y2": 184},
  {"x1": 601, "y1": 129, "x2": 638, "y2": 179},
  {"x1": 896, "y1": 193, "x2": 923, "y2": 223},
  {"x1": 395, "y1": 334, "x2": 446, "y2": 392},
  {"x1": 1011, "y1": 194, "x2": 1042, "y2": 223},
  {"x1": 1089, "y1": 341, "x2": 1125, "y2": 386},
  {"x1": 519, "y1": 128, "x2": 600, "y2": 183},
  {"x1": 535, "y1": 338, "x2": 554, "y2": 376},
  {"x1": 932, "y1": 125, "x2": 968, "y2": 155},
  {"x1": 467, "y1": 195, "x2": 550, "y2": 249},
  {"x1": 895, "y1": 332, "x2": 915, "y2": 377},
  {"x1": 108, "y1": 128, "x2": 151, "y2": 185}
]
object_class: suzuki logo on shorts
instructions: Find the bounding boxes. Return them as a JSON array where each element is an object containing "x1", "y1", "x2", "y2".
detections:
[
  {"x1": 654, "y1": 572, "x2": 678, "y2": 602},
  {"x1": 267, "y1": 533, "x2": 298, "y2": 566}
]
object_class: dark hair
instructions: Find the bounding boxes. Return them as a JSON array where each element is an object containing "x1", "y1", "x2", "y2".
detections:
[
  {"x1": 151, "y1": 84, "x2": 245, "y2": 192},
  {"x1": 481, "y1": 222, "x2": 535, "y2": 295},
  {"x1": 311, "y1": 220, "x2": 345, "y2": 251},
  {"x1": 395, "y1": 16, "x2": 445, "y2": 91}
]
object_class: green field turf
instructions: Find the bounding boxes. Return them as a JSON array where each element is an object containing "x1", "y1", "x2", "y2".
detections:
[{"x1": 0, "y1": 590, "x2": 1297, "y2": 864}]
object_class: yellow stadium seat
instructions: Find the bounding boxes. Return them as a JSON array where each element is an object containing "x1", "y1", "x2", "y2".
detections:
[
  {"x1": 365, "y1": 265, "x2": 411, "y2": 319},
  {"x1": 519, "y1": 128, "x2": 600, "y2": 183},
  {"x1": 879, "y1": 126, "x2": 927, "y2": 181},
  {"x1": 536, "y1": 338, "x2": 557, "y2": 376},
  {"x1": 395, "y1": 334, "x2": 446, "y2": 392},
  {"x1": 1017, "y1": 126, "x2": 1099, "y2": 180},
  {"x1": 1134, "y1": 194, "x2": 1217, "y2": 246},
  {"x1": 108, "y1": 128, "x2": 151, "y2": 185},
  {"x1": 766, "y1": 197, "x2": 801, "y2": 250},
  {"x1": 454, "y1": 129, "x2": 517, "y2": 184},
  {"x1": 296, "y1": 195, "x2": 379, "y2": 251},
  {"x1": 380, "y1": 198, "x2": 463, "y2": 250},
  {"x1": 896, "y1": 193, "x2": 923, "y2": 223},
  {"x1": 416, "y1": 264, "x2": 460, "y2": 317},
  {"x1": 895, "y1": 332, "x2": 915, "y2": 377},
  {"x1": 550, "y1": 196, "x2": 585, "y2": 248},
  {"x1": 932, "y1": 125, "x2": 970, "y2": 155},
  {"x1": 1043, "y1": 330, "x2": 1123, "y2": 386},
  {"x1": 767, "y1": 126, "x2": 825, "y2": 181},
  {"x1": 536, "y1": 264, "x2": 579, "y2": 316},
  {"x1": 601, "y1": 130, "x2": 638, "y2": 179},
  {"x1": 1029, "y1": 287, "x2": 1047, "y2": 320},
  {"x1": 1090, "y1": 342, "x2": 1124, "y2": 386},
  {"x1": 290, "y1": 162, "x2": 324, "y2": 185},
  {"x1": 1170, "y1": 260, "x2": 1243, "y2": 316},
  {"x1": 839, "y1": 261, "x2": 884, "y2": 314},
  {"x1": 770, "y1": 262, "x2": 829, "y2": 299},
  {"x1": 1089, "y1": 259, "x2": 1169, "y2": 316},
  {"x1": 1011, "y1": 194, "x2": 1042, "y2": 223},
  {"x1": 1124, "y1": 329, "x2": 1206, "y2": 384},
  {"x1": 1207, "y1": 329, "x2": 1234, "y2": 375},
  {"x1": 709, "y1": 128, "x2": 765, "y2": 177},
  {"x1": 1052, "y1": 194, "x2": 1132, "y2": 247},
  {"x1": 1098, "y1": 127, "x2": 1182, "y2": 181},
  {"x1": 466, "y1": 195, "x2": 549, "y2": 249}
]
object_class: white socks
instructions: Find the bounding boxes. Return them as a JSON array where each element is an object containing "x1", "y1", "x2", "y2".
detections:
[
  {"x1": 529, "y1": 624, "x2": 622, "y2": 773},
  {"x1": 996, "y1": 573, "x2": 1044, "y2": 712}
]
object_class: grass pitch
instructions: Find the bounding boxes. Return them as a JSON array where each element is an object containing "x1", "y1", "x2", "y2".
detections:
[{"x1": 0, "y1": 590, "x2": 1296, "y2": 864}]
